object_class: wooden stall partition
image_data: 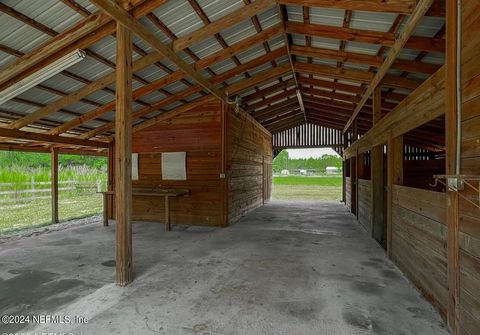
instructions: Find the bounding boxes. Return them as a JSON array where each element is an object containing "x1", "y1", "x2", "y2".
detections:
[
  {"x1": 132, "y1": 101, "x2": 224, "y2": 227},
  {"x1": 227, "y1": 106, "x2": 272, "y2": 223},
  {"x1": 391, "y1": 185, "x2": 448, "y2": 318},
  {"x1": 457, "y1": 0, "x2": 480, "y2": 333},
  {"x1": 357, "y1": 179, "x2": 372, "y2": 234},
  {"x1": 345, "y1": 177, "x2": 352, "y2": 210}
]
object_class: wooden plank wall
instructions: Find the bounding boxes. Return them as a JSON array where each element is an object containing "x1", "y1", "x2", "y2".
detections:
[
  {"x1": 227, "y1": 106, "x2": 272, "y2": 223},
  {"x1": 459, "y1": 1, "x2": 480, "y2": 333},
  {"x1": 391, "y1": 185, "x2": 448, "y2": 317},
  {"x1": 345, "y1": 177, "x2": 351, "y2": 210},
  {"x1": 131, "y1": 101, "x2": 224, "y2": 226},
  {"x1": 357, "y1": 179, "x2": 372, "y2": 234}
]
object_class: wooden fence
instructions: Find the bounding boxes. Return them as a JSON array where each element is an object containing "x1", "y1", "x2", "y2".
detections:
[{"x1": 0, "y1": 178, "x2": 103, "y2": 204}]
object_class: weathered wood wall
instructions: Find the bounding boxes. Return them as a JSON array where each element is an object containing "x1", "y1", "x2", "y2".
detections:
[
  {"x1": 227, "y1": 106, "x2": 272, "y2": 223},
  {"x1": 459, "y1": 1, "x2": 480, "y2": 332},
  {"x1": 132, "y1": 101, "x2": 224, "y2": 226},
  {"x1": 357, "y1": 179, "x2": 372, "y2": 234},
  {"x1": 391, "y1": 185, "x2": 448, "y2": 317},
  {"x1": 345, "y1": 177, "x2": 351, "y2": 210}
]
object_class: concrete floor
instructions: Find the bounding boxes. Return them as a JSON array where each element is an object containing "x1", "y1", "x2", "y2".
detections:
[{"x1": 0, "y1": 201, "x2": 449, "y2": 335}]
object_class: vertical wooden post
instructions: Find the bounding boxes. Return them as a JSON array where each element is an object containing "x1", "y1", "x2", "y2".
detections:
[
  {"x1": 387, "y1": 136, "x2": 403, "y2": 258},
  {"x1": 342, "y1": 133, "x2": 348, "y2": 204},
  {"x1": 115, "y1": 22, "x2": 133, "y2": 286},
  {"x1": 51, "y1": 147, "x2": 59, "y2": 224},
  {"x1": 107, "y1": 142, "x2": 115, "y2": 221},
  {"x1": 352, "y1": 122, "x2": 358, "y2": 216},
  {"x1": 445, "y1": 0, "x2": 459, "y2": 332},
  {"x1": 220, "y1": 102, "x2": 229, "y2": 227},
  {"x1": 371, "y1": 87, "x2": 385, "y2": 244}
]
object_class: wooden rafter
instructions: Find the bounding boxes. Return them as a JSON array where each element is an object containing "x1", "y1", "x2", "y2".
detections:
[
  {"x1": 0, "y1": 0, "x2": 169, "y2": 91},
  {"x1": 3, "y1": 2, "x2": 280, "y2": 133},
  {"x1": 277, "y1": 3, "x2": 306, "y2": 122},
  {"x1": 294, "y1": 62, "x2": 421, "y2": 90},
  {"x1": 0, "y1": 128, "x2": 109, "y2": 148},
  {"x1": 343, "y1": 0, "x2": 435, "y2": 132},
  {"x1": 290, "y1": 45, "x2": 442, "y2": 74},
  {"x1": 277, "y1": 0, "x2": 417, "y2": 14},
  {"x1": 90, "y1": 0, "x2": 226, "y2": 101},
  {"x1": 286, "y1": 21, "x2": 445, "y2": 53}
]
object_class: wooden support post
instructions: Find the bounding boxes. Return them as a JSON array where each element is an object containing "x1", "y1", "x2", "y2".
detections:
[
  {"x1": 371, "y1": 86, "x2": 385, "y2": 244},
  {"x1": 342, "y1": 132, "x2": 348, "y2": 204},
  {"x1": 220, "y1": 102, "x2": 229, "y2": 227},
  {"x1": 102, "y1": 193, "x2": 108, "y2": 226},
  {"x1": 342, "y1": 160, "x2": 346, "y2": 203},
  {"x1": 387, "y1": 136, "x2": 403, "y2": 258},
  {"x1": 445, "y1": 0, "x2": 459, "y2": 332},
  {"x1": 51, "y1": 147, "x2": 59, "y2": 224},
  {"x1": 107, "y1": 142, "x2": 115, "y2": 222},
  {"x1": 115, "y1": 22, "x2": 133, "y2": 286},
  {"x1": 353, "y1": 121, "x2": 359, "y2": 217}
]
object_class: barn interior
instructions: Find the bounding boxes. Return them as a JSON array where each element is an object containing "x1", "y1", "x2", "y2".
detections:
[{"x1": 0, "y1": 0, "x2": 478, "y2": 334}]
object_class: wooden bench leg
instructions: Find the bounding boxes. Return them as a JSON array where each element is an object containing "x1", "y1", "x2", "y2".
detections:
[{"x1": 165, "y1": 196, "x2": 170, "y2": 231}]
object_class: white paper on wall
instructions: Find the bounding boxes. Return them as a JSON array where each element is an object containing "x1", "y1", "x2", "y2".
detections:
[
  {"x1": 132, "y1": 153, "x2": 139, "y2": 181},
  {"x1": 162, "y1": 152, "x2": 186, "y2": 180}
]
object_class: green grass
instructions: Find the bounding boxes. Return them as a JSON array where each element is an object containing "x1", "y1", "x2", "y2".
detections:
[
  {"x1": 0, "y1": 164, "x2": 107, "y2": 234},
  {"x1": 0, "y1": 193, "x2": 103, "y2": 234},
  {"x1": 272, "y1": 175, "x2": 342, "y2": 201},
  {"x1": 273, "y1": 175, "x2": 342, "y2": 186}
]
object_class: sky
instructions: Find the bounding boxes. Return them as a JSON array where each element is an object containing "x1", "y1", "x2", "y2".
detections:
[{"x1": 286, "y1": 148, "x2": 339, "y2": 159}]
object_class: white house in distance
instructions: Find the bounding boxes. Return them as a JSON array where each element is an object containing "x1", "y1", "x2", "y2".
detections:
[{"x1": 326, "y1": 166, "x2": 340, "y2": 174}]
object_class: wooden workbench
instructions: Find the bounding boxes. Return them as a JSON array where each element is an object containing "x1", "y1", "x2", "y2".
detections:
[{"x1": 99, "y1": 188, "x2": 189, "y2": 231}]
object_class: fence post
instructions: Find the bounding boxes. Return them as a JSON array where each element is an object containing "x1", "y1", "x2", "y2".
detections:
[
  {"x1": 97, "y1": 179, "x2": 101, "y2": 193},
  {"x1": 31, "y1": 176, "x2": 35, "y2": 192}
]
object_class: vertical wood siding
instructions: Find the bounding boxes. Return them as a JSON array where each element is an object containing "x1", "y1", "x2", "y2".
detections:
[
  {"x1": 459, "y1": 1, "x2": 480, "y2": 333},
  {"x1": 227, "y1": 107, "x2": 272, "y2": 223}
]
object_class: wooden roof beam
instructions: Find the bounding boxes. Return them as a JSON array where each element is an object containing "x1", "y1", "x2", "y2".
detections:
[
  {"x1": 194, "y1": 23, "x2": 283, "y2": 70},
  {"x1": 226, "y1": 63, "x2": 292, "y2": 95},
  {"x1": 79, "y1": 85, "x2": 203, "y2": 139},
  {"x1": 241, "y1": 78, "x2": 296, "y2": 103},
  {"x1": 302, "y1": 86, "x2": 397, "y2": 111},
  {"x1": 0, "y1": 0, "x2": 168, "y2": 90},
  {"x1": 245, "y1": 88, "x2": 297, "y2": 112},
  {"x1": 291, "y1": 45, "x2": 442, "y2": 74},
  {"x1": 63, "y1": 46, "x2": 288, "y2": 138},
  {"x1": 0, "y1": 128, "x2": 109, "y2": 148},
  {"x1": 256, "y1": 102, "x2": 300, "y2": 122},
  {"x1": 132, "y1": 95, "x2": 216, "y2": 133},
  {"x1": 4, "y1": 2, "x2": 280, "y2": 131},
  {"x1": 211, "y1": 47, "x2": 287, "y2": 84},
  {"x1": 47, "y1": 71, "x2": 184, "y2": 136},
  {"x1": 90, "y1": 0, "x2": 226, "y2": 101},
  {"x1": 286, "y1": 21, "x2": 445, "y2": 53},
  {"x1": 277, "y1": 0, "x2": 417, "y2": 14},
  {"x1": 277, "y1": 3, "x2": 306, "y2": 122},
  {"x1": 294, "y1": 61, "x2": 421, "y2": 90},
  {"x1": 343, "y1": 0, "x2": 435, "y2": 132}
]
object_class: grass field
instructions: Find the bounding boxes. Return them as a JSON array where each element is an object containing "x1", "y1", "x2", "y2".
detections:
[
  {"x1": 0, "y1": 193, "x2": 103, "y2": 234},
  {"x1": 0, "y1": 164, "x2": 106, "y2": 234},
  {"x1": 272, "y1": 175, "x2": 342, "y2": 201}
]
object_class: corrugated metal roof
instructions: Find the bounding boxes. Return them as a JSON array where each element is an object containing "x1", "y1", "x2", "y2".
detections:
[{"x1": 0, "y1": 0, "x2": 446, "y2": 143}]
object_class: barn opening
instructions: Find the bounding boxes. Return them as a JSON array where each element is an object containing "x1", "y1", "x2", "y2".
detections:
[{"x1": 0, "y1": 0, "x2": 478, "y2": 334}]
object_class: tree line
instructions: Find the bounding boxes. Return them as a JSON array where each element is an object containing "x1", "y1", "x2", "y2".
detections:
[{"x1": 0, "y1": 151, "x2": 107, "y2": 169}]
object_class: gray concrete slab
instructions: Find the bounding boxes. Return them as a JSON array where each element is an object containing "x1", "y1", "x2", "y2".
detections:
[{"x1": 0, "y1": 201, "x2": 449, "y2": 335}]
